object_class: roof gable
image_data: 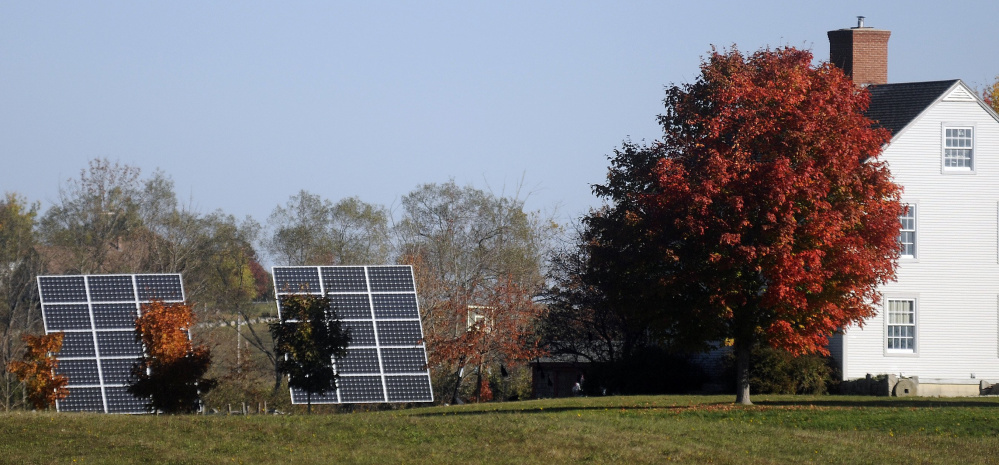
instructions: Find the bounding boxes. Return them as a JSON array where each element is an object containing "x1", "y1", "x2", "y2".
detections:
[
  {"x1": 865, "y1": 80, "x2": 959, "y2": 136},
  {"x1": 942, "y1": 85, "x2": 977, "y2": 102}
]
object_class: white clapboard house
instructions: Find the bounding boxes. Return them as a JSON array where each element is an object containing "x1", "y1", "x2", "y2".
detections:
[{"x1": 825, "y1": 20, "x2": 999, "y2": 396}]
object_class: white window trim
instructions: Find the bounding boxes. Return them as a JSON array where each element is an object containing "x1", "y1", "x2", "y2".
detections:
[
  {"x1": 899, "y1": 202, "x2": 918, "y2": 260},
  {"x1": 885, "y1": 296, "x2": 919, "y2": 356},
  {"x1": 941, "y1": 123, "x2": 977, "y2": 174}
]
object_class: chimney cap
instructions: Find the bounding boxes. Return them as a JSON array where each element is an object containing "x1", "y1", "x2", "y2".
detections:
[{"x1": 857, "y1": 16, "x2": 865, "y2": 28}]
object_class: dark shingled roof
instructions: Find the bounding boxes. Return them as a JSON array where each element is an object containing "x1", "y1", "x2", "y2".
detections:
[{"x1": 865, "y1": 80, "x2": 959, "y2": 136}]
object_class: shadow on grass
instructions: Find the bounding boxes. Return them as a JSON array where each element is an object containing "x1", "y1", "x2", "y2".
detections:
[
  {"x1": 410, "y1": 406, "x2": 693, "y2": 416},
  {"x1": 411, "y1": 396, "x2": 999, "y2": 416},
  {"x1": 410, "y1": 401, "x2": 752, "y2": 417},
  {"x1": 755, "y1": 398, "x2": 999, "y2": 408}
]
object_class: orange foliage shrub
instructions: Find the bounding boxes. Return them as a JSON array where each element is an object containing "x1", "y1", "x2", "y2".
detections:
[
  {"x1": 135, "y1": 300, "x2": 195, "y2": 364},
  {"x1": 6, "y1": 333, "x2": 69, "y2": 410},
  {"x1": 130, "y1": 301, "x2": 215, "y2": 413}
]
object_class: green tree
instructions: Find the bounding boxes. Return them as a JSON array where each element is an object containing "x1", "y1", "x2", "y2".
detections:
[
  {"x1": 181, "y1": 213, "x2": 281, "y2": 393},
  {"x1": 396, "y1": 181, "x2": 555, "y2": 403},
  {"x1": 269, "y1": 295, "x2": 349, "y2": 413},
  {"x1": 589, "y1": 47, "x2": 901, "y2": 405},
  {"x1": 135, "y1": 170, "x2": 209, "y2": 276},
  {"x1": 539, "y1": 226, "x2": 654, "y2": 367},
  {"x1": 0, "y1": 193, "x2": 44, "y2": 411},
  {"x1": 265, "y1": 190, "x2": 391, "y2": 266},
  {"x1": 39, "y1": 158, "x2": 144, "y2": 273}
]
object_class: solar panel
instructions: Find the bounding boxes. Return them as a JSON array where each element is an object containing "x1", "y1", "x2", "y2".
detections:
[
  {"x1": 38, "y1": 273, "x2": 186, "y2": 413},
  {"x1": 272, "y1": 265, "x2": 433, "y2": 404}
]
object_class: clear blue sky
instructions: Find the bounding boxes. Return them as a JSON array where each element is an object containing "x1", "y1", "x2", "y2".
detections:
[{"x1": 3, "y1": 1, "x2": 998, "y2": 227}]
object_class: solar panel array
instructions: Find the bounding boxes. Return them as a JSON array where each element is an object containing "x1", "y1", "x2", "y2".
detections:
[
  {"x1": 272, "y1": 265, "x2": 433, "y2": 404},
  {"x1": 38, "y1": 274, "x2": 185, "y2": 413}
]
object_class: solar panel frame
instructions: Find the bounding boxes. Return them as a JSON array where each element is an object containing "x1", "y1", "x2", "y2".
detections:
[
  {"x1": 38, "y1": 273, "x2": 186, "y2": 414},
  {"x1": 272, "y1": 265, "x2": 433, "y2": 404}
]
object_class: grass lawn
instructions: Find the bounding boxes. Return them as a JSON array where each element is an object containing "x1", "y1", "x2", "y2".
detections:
[{"x1": 2, "y1": 395, "x2": 998, "y2": 464}]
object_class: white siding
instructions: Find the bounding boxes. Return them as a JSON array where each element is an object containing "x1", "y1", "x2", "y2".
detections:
[{"x1": 843, "y1": 86, "x2": 999, "y2": 382}]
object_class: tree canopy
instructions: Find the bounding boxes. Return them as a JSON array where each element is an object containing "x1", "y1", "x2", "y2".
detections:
[
  {"x1": 269, "y1": 295, "x2": 349, "y2": 412},
  {"x1": 130, "y1": 300, "x2": 215, "y2": 413},
  {"x1": 265, "y1": 191, "x2": 391, "y2": 267},
  {"x1": 588, "y1": 46, "x2": 902, "y2": 404},
  {"x1": 6, "y1": 332, "x2": 68, "y2": 410},
  {"x1": 396, "y1": 181, "x2": 553, "y2": 402},
  {"x1": 0, "y1": 193, "x2": 44, "y2": 410}
]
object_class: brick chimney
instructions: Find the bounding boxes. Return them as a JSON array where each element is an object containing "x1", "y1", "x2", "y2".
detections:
[{"x1": 828, "y1": 16, "x2": 890, "y2": 86}]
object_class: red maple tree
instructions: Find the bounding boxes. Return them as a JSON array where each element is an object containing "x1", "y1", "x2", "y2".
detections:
[
  {"x1": 6, "y1": 333, "x2": 69, "y2": 410},
  {"x1": 590, "y1": 46, "x2": 901, "y2": 404}
]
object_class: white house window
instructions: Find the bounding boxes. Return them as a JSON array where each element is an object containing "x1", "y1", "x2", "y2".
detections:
[
  {"x1": 899, "y1": 205, "x2": 915, "y2": 258},
  {"x1": 887, "y1": 299, "x2": 916, "y2": 352},
  {"x1": 944, "y1": 127, "x2": 974, "y2": 170}
]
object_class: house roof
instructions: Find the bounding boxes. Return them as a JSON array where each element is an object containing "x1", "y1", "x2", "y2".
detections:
[{"x1": 865, "y1": 80, "x2": 960, "y2": 135}]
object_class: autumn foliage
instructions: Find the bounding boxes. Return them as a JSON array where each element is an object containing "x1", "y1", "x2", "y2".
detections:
[
  {"x1": 589, "y1": 46, "x2": 901, "y2": 404},
  {"x1": 6, "y1": 333, "x2": 69, "y2": 410},
  {"x1": 418, "y1": 268, "x2": 546, "y2": 402},
  {"x1": 984, "y1": 76, "x2": 999, "y2": 114},
  {"x1": 395, "y1": 182, "x2": 553, "y2": 403},
  {"x1": 130, "y1": 300, "x2": 215, "y2": 413}
]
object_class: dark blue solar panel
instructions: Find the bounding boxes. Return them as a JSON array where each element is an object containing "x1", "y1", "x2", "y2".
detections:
[
  {"x1": 87, "y1": 275, "x2": 136, "y2": 302},
  {"x1": 336, "y1": 349, "x2": 381, "y2": 374},
  {"x1": 386, "y1": 375, "x2": 433, "y2": 402},
  {"x1": 44, "y1": 304, "x2": 92, "y2": 331},
  {"x1": 321, "y1": 267, "x2": 368, "y2": 292},
  {"x1": 376, "y1": 321, "x2": 423, "y2": 345},
  {"x1": 338, "y1": 376, "x2": 385, "y2": 402},
  {"x1": 290, "y1": 388, "x2": 338, "y2": 404},
  {"x1": 328, "y1": 294, "x2": 372, "y2": 319},
  {"x1": 58, "y1": 359, "x2": 101, "y2": 385},
  {"x1": 93, "y1": 303, "x2": 138, "y2": 329},
  {"x1": 274, "y1": 267, "x2": 321, "y2": 294},
  {"x1": 38, "y1": 276, "x2": 87, "y2": 303},
  {"x1": 368, "y1": 266, "x2": 415, "y2": 292},
  {"x1": 59, "y1": 387, "x2": 104, "y2": 412},
  {"x1": 59, "y1": 332, "x2": 97, "y2": 358},
  {"x1": 40, "y1": 273, "x2": 187, "y2": 414},
  {"x1": 101, "y1": 358, "x2": 139, "y2": 384},
  {"x1": 381, "y1": 348, "x2": 427, "y2": 373},
  {"x1": 105, "y1": 386, "x2": 149, "y2": 413},
  {"x1": 96, "y1": 331, "x2": 142, "y2": 357},
  {"x1": 371, "y1": 294, "x2": 420, "y2": 319},
  {"x1": 342, "y1": 321, "x2": 376, "y2": 346},
  {"x1": 272, "y1": 266, "x2": 431, "y2": 404},
  {"x1": 135, "y1": 274, "x2": 183, "y2": 301}
]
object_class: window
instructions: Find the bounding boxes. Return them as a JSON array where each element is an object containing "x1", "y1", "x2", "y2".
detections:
[
  {"x1": 886, "y1": 299, "x2": 915, "y2": 352},
  {"x1": 466, "y1": 306, "x2": 492, "y2": 333},
  {"x1": 899, "y1": 204, "x2": 915, "y2": 258},
  {"x1": 944, "y1": 127, "x2": 974, "y2": 170}
]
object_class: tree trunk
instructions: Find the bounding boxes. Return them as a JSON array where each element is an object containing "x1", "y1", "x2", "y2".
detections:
[
  {"x1": 272, "y1": 363, "x2": 283, "y2": 394},
  {"x1": 735, "y1": 343, "x2": 752, "y2": 405},
  {"x1": 474, "y1": 365, "x2": 483, "y2": 402},
  {"x1": 450, "y1": 364, "x2": 465, "y2": 405}
]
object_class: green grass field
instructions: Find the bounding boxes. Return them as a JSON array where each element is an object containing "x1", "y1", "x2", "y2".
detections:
[{"x1": 2, "y1": 395, "x2": 998, "y2": 464}]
